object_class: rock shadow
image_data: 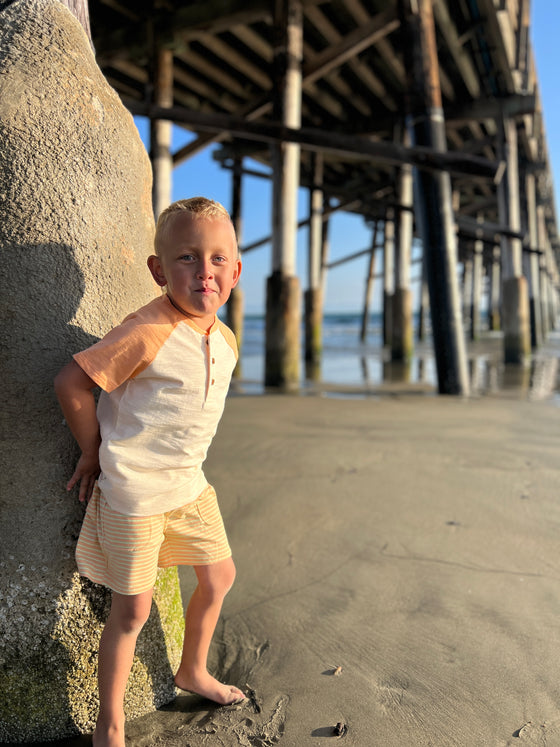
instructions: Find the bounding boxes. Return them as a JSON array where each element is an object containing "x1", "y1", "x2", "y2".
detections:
[{"x1": 1, "y1": 242, "x2": 176, "y2": 741}]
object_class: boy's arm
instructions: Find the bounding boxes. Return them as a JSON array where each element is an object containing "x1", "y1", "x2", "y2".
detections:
[{"x1": 54, "y1": 360, "x2": 101, "y2": 503}]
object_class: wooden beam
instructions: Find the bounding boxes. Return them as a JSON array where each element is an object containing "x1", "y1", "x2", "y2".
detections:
[
  {"x1": 230, "y1": 23, "x2": 273, "y2": 63},
  {"x1": 446, "y1": 94, "x2": 536, "y2": 124},
  {"x1": 175, "y1": 47, "x2": 250, "y2": 100},
  {"x1": 172, "y1": 63, "x2": 239, "y2": 109},
  {"x1": 304, "y1": 5, "x2": 398, "y2": 109},
  {"x1": 95, "y1": 0, "x2": 329, "y2": 62},
  {"x1": 171, "y1": 7, "x2": 401, "y2": 164},
  {"x1": 196, "y1": 32, "x2": 271, "y2": 91},
  {"x1": 324, "y1": 244, "x2": 383, "y2": 270},
  {"x1": 432, "y1": 0, "x2": 480, "y2": 98},
  {"x1": 474, "y1": 0, "x2": 517, "y2": 94},
  {"x1": 240, "y1": 198, "x2": 362, "y2": 254},
  {"x1": 302, "y1": 7, "x2": 400, "y2": 85},
  {"x1": 94, "y1": 0, "x2": 272, "y2": 62},
  {"x1": 344, "y1": 0, "x2": 407, "y2": 87},
  {"x1": 300, "y1": 64, "x2": 349, "y2": 119},
  {"x1": 127, "y1": 100, "x2": 502, "y2": 179},
  {"x1": 99, "y1": 0, "x2": 139, "y2": 22},
  {"x1": 220, "y1": 164, "x2": 271, "y2": 180},
  {"x1": 456, "y1": 214, "x2": 526, "y2": 242},
  {"x1": 457, "y1": 198, "x2": 497, "y2": 218},
  {"x1": 171, "y1": 100, "x2": 270, "y2": 166}
]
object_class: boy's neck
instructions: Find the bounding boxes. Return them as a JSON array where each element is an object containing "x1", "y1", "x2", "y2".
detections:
[{"x1": 166, "y1": 294, "x2": 216, "y2": 333}]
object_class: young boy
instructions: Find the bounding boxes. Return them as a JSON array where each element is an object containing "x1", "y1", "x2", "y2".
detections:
[{"x1": 54, "y1": 197, "x2": 245, "y2": 747}]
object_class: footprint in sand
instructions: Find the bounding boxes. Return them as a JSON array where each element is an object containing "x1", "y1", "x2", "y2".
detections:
[{"x1": 511, "y1": 719, "x2": 560, "y2": 742}]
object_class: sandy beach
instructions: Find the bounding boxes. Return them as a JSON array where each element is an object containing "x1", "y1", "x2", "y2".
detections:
[{"x1": 29, "y1": 391, "x2": 560, "y2": 746}]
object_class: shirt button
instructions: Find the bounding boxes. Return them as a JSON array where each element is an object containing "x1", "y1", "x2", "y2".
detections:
[
  {"x1": 212, "y1": 358, "x2": 215, "y2": 364},
  {"x1": 211, "y1": 379, "x2": 215, "y2": 385}
]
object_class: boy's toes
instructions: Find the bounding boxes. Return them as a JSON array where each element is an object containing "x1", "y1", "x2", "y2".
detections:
[{"x1": 227, "y1": 686, "x2": 246, "y2": 704}]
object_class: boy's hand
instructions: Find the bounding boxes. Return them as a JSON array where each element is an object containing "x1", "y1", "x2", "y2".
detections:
[
  {"x1": 67, "y1": 452, "x2": 100, "y2": 504},
  {"x1": 54, "y1": 360, "x2": 101, "y2": 504}
]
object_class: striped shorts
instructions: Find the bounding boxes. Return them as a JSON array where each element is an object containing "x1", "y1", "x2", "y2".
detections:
[{"x1": 75, "y1": 483, "x2": 232, "y2": 595}]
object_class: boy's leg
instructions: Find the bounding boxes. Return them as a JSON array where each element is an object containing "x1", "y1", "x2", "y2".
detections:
[
  {"x1": 174, "y1": 557, "x2": 245, "y2": 705},
  {"x1": 94, "y1": 589, "x2": 154, "y2": 747}
]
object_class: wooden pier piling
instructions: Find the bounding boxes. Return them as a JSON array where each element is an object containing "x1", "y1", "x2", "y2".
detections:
[
  {"x1": 488, "y1": 246, "x2": 502, "y2": 331},
  {"x1": 462, "y1": 254, "x2": 474, "y2": 334},
  {"x1": 305, "y1": 153, "x2": 324, "y2": 379},
  {"x1": 399, "y1": 0, "x2": 469, "y2": 395},
  {"x1": 537, "y1": 205, "x2": 550, "y2": 338},
  {"x1": 472, "y1": 232, "x2": 483, "y2": 341},
  {"x1": 360, "y1": 222, "x2": 379, "y2": 343},
  {"x1": 227, "y1": 158, "x2": 244, "y2": 378},
  {"x1": 497, "y1": 116, "x2": 531, "y2": 363},
  {"x1": 383, "y1": 207, "x2": 395, "y2": 348},
  {"x1": 524, "y1": 171, "x2": 543, "y2": 348},
  {"x1": 392, "y1": 142, "x2": 414, "y2": 361},
  {"x1": 417, "y1": 267, "x2": 430, "y2": 342},
  {"x1": 265, "y1": 0, "x2": 303, "y2": 388},
  {"x1": 150, "y1": 45, "x2": 173, "y2": 219}
]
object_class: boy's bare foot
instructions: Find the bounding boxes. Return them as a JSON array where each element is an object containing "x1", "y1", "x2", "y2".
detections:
[{"x1": 174, "y1": 669, "x2": 246, "y2": 705}]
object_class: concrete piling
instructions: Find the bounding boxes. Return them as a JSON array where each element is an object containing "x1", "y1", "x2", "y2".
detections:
[{"x1": 0, "y1": 2, "x2": 183, "y2": 739}]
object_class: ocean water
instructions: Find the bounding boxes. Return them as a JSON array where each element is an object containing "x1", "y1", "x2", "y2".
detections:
[{"x1": 230, "y1": 312, "x2": 560, "y2": 402}]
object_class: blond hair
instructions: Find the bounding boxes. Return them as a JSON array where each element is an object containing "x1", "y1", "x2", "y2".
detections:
[{"x1": 154, "y1": 197, "x2": 235, "y2": 255}]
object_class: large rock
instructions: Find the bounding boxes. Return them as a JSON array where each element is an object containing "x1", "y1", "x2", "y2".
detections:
[{"x1": 0, "y1": 1, "x2": 183, "y2": 740}]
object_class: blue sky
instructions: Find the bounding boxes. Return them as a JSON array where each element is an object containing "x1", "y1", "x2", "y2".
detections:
[
  {"x1": 135, "y1": 4, "x2": 559, "y2": 314},
  {"x1": 532, "y1": 2, "x2": 560, "y2": 219}
]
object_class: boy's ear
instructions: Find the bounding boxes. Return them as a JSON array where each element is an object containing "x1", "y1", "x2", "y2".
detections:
[
  {"x1": 147, "y1": 255, "x2": 167, "y2": 287},
  {"x1": 231, "y1": 258, "x2": 242, "y2": 288}
]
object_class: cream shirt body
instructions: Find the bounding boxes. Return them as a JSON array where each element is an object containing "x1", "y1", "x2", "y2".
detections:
[{"x1": 74, "y1": 295, "x2": 237, "y2": 516}]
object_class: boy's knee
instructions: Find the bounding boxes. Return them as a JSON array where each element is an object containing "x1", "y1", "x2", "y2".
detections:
[
  {"x1": 222, "y1": 559, "x2": 236, "y2": 594},
  {"x1": 213, "y1": 558, "x2": 236, "y2": 597},
  {"x1": 120, "y1": 609, "x2": 150, "y2": 635},
  {"x1": 111, "y1": 591, "x2": 152, "y2": 634},
  {"x1": 198, "y1": 558, "x2": 236, "y2": 600}
]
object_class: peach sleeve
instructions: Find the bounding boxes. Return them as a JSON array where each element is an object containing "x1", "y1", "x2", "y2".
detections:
[
  {"x1": 73, "y1": 313, "x2": 175, "y2": 393},
  {"x1": 217, "y1": 320, "x2": 239, "y2": 361}
]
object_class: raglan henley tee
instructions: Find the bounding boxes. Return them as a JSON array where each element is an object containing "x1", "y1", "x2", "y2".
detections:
[{"x1": 73, "y1": 294, "x2": 238, "y2": 516}]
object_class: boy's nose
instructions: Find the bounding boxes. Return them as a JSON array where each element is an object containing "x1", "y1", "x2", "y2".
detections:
[{"x1": 197, "y1": 262, "x2": 214, "y2": 279}]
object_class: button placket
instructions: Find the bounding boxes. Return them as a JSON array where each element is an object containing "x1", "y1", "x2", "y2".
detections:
[
  {"x1": 203, "y1": 335, "x2": 211, "y2": 401},
  {"x1": 204, "y1": 335, "x2": 216, "y2": 399},
  {"x1": 209, "y1": 339, "x2": 215, "y2": 386}
]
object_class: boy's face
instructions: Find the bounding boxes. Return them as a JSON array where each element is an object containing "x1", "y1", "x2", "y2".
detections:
[{"x1": 148, "y1": 212, "x2": 241, "y2": 331}]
